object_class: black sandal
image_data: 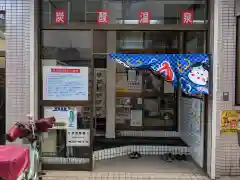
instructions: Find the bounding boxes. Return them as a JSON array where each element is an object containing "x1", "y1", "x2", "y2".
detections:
[
  {"x1": 162, "y1": 153, "x2": 174, "y2": 162},
  {"x1": 181, "y1": 154, "x2": 187, "y2": 161},
  {"x1": 128, "y1": 151, "x2": 141, "y2": 159},
  {"x1": 175, "y1": 154, "x2": 187, "y2": 161},
  {"x1": 175, "y1": 154, "x2": 182, "y2": 161}
]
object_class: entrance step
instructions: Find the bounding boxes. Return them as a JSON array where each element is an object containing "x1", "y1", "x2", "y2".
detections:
[
  {"x1": 42, "y1": 171, "x2": 209, "y2": 180},
  {"x1": 94, "y1": 145, "x2": 189, "y2": 161},
  {"x1": 94, "y1": 136, "x2": 187, "y2": 151},
  {"x1": 42, "y1": 145, "x2": 189, "y2": 166}
]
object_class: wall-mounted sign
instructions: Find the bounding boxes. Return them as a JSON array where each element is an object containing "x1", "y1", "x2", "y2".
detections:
[
  {"x1": 221, "y1": 110, "x2": 238, "y2": 134},
  {"x1": 116, "y1": 73, "x2": 142, "y2": 93},
  {"x1": 54, "y1": 9, "x2": 66, "y2": 24},
  {"x1": 42, "y1": 66, "x2": 88, "y2": 100},
  {"x1": 44, "y1": 107, "x2": 78, "y2": 129},
  {"x1": 181, "y1": 10, "x2": 194, "y2": 24},
  {"x1": 138, "y1": 10, "x2": 150, "y2": 24},
  {"x1": 66, "y1": 129, "x2": 90, "y2": 147},
  {"x1": 97, "y1": 10, "x2": 109, "y2": 24}
]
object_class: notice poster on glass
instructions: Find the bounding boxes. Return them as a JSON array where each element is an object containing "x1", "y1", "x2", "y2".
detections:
[
  {"x1": 130, "y1": 110, "x2": 143, "y2": 126},
  {"x1": 66, "y1": 129, "x2": 90, "y2": 147},
  {"x1": 42, "y1": 66, "x2": 88, "y2": 101},
  {"x1": 44, "y1": 107, "x2": 78, "y2": 129}
]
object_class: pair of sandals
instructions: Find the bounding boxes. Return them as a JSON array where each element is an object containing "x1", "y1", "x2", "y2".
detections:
[
  {"x1": 128, "y1": 151, "x2": 142, "y2": 159},
  {"x1": 161, "y1": 153, "x2": 187, "y2": 162}
]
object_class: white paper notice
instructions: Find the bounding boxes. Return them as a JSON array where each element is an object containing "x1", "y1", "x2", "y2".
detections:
[
  {"x1": 164, "y1": 81, "x2": 174, "y2": 93},
  {"x1": 137, "y1": 98, "x2": 142, "y2": 105},
  {"x1": 66, "y1": 129, "x2": 90, "y2": 147},
  {"x1": 127, "y1": 70, "x2": 137, "y2": 81},
  {"x1": 130, "y1": 110, "x2": 142, "y2": 126},
  {"x1": 42, "y1": 66, "x2": 89, "y2": 100},
  {"x1": 41, "y1": 130, "x2": 57, "y2": 153}
]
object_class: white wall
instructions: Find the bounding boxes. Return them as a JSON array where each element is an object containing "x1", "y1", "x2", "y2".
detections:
[
  {"x1": 5, "y1": 0, "x2": 31, "y2": 143},
  {"x1": 179, "y1": 97, "x2": 204, "y2": 168},
  {"x1": 214, "y1": 0, "x2": 240, "y2": 177}
]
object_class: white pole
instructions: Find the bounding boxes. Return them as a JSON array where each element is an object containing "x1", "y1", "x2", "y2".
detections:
[
  {"x1": 105, "y1": 31, "x2": 116, "y2": 138},
  {"x1": 29, "y1": 0, "x2": 38, "y2": 121}
]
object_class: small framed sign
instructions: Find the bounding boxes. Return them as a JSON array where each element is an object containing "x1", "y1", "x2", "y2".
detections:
[{"x1": 181, "y1": 10, "x2": 194, "y2": 24}]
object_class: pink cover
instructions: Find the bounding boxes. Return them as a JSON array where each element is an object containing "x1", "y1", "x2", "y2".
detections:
[{"x1": 0, "y1": 145, "x2": 30, "y2": 180}]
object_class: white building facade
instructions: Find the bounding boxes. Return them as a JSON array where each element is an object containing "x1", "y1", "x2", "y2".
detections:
[{"x1": 4, "y1": 0, "x2": 240, "y2": 179}]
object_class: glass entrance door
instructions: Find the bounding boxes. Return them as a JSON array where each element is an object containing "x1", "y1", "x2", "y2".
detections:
[
  {"x1": 92, "y1": 30, "x2": 206, "y2": 137},
  {"x1": 115, "y1": 31, "x2": 180, "y2": 132},
  {"x1": 40, "y1": 30, "x2": 94, "y2": 171}
]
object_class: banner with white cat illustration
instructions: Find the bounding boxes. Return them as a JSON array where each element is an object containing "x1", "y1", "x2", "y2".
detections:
[{"x1": 108, "y1": 54, "x2": 209, "y2": 95}]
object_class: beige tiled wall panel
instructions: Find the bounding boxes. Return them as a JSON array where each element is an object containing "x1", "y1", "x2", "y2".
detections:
[
  {"x1": 5, "y1": 0, "x2": 30, "y2": 138},
  {"x1": 215, "y1": 0, "x2": 240, "y2": 177},
  {"x1": 4, "y1": 0, "x2": 240, "y2": 178}
]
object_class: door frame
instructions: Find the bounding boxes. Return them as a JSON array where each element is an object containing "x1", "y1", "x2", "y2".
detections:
[
  {"x1": 114, "y1": 30, "x2": 182, "y2": 133},
  {"x1": 101, "y1": 30, "x2": 210, "y2": 172},
  {"x1": 38, "y1": 28, "x2": 210, "y2": 172},
  {"x1": 42, "y1": 24, "x2": 208, "y2": 31},
  {"x1": 38, "y1": 30, "x2": 95, "y2": 171}
]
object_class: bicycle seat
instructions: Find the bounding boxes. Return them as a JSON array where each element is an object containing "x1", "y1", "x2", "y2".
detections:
[
  {"x1": 0, "y1": 145, "x2": 30, "y2": 180},
  {"x1": 6, "y1": 116, "x2": 56, "y2": 142}
]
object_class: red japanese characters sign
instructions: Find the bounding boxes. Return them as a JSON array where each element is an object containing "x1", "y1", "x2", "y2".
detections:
[
  {"x1": 138, "y1": 10, "x2": 150, "y2": 24},
  {"x1": 51, "y1": 68, "x2": 80, "y2": 73},
  {"x1": 97, "y1": 10, "x2": 109, "y2": 24},
  {"x1": 181, "y1": 10, "x2": 194, "y2": 24},
  {"x1": 54, "y1": 9, "x2": 66, "y2": 24}
]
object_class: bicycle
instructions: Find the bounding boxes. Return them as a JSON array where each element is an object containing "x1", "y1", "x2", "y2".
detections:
[{"x1": 0, "y1": 115, "x2": 55, "y2": 180}]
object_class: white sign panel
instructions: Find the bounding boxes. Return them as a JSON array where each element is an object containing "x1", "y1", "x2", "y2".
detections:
[
  {"x1": 44, "y1": 107, "x2": 78, "y2": 129},
  {"x1": 66, "y1": 129, "x2": 90, "y2": 147},
  {"x1": 130, "y1": 110, "x2": 142, "y2": 126},
  {"x1": 43, "y1": 66, "x2": 89, "y2": 100}
]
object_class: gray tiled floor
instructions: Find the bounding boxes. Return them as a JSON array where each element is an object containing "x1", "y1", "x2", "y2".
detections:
[{"x1": 43, "y1": 156, "x2": 210, "y2": 179}]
